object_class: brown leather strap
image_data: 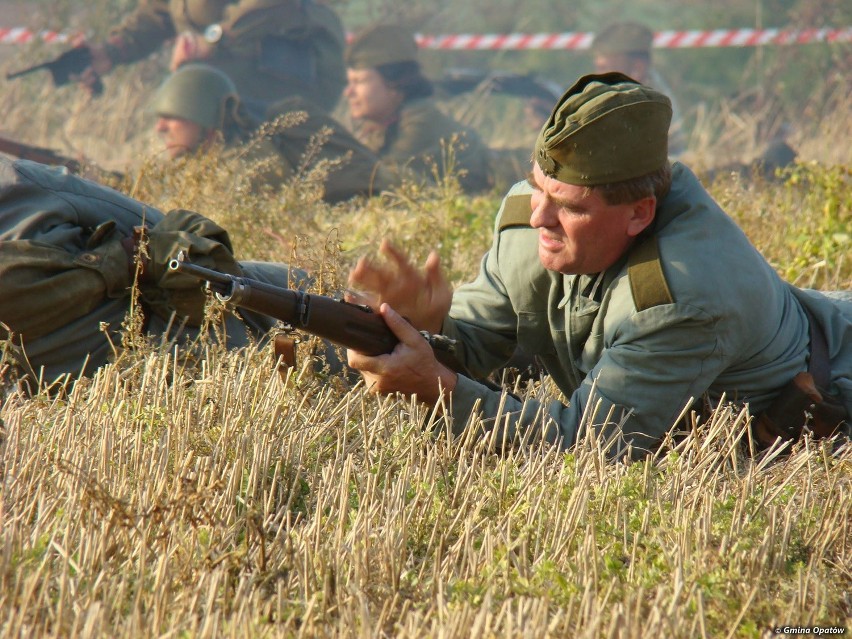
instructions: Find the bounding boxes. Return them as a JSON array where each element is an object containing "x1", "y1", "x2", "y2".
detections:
[{"x1": 273, "y1": 334, "x2": 297, "y2": 379}]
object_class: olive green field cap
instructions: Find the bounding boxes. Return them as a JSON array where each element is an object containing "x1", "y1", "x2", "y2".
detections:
[
  {"x1": 534, "y1": 72, "x2": 672, "y2": 185},
  {"x1": 345, "y1": 24, "x2": 419, "y2": 69},
  {"x1": 592, "y1": 22, "x2": 654, "y2": 56},
  {"x1": 150, "y1": 64, "x2": 239, "y2": 130}
]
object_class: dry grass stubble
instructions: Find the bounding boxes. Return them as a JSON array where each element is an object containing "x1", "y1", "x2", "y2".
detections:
[{"x1": 1, "y1": 344, "x2": 850, "y2": 636}]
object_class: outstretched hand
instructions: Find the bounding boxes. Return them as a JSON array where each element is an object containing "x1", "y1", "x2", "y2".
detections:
[
  {"x1": 347, "y1": 303, "x2": 457, "y2": 403},
  {"x1": 347, "y1": 239, "x2": 452, "y2": 335}
]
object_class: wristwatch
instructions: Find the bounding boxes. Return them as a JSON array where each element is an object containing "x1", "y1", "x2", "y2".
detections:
[{"x1": 204, "y1": 23, "x2": 224, "y2": 44}]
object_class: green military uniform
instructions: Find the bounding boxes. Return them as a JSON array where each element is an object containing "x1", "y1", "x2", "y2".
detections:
[
  {"x1": 0, "y1": 158, "x2": 303, "y2": 384},
  {"x1": 151, "y1": 64, "x2": 395, "y2": 202},
  {"x1": 104, "y1": 0, "x2": 346, "y2": 111},
  {"x1": 437, "y1": 74, "x2": 851, "y2": 458},
  {"x1": 345, "y1": 23, "x2": 493, "y2": 194},
  {"x1": 372, "y1": 98, "x2": 493, "y2": 194},
  {"x1": 442, "y1": 166, "x2": 852, "y2": 457},
  {"x1": 263, "y1": 96, "x2": 398, "y2": 202}
]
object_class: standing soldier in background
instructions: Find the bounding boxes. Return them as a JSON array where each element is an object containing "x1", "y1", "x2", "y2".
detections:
[
  {"x1": 343, "y1": 24, "x2": 493, "y2": 194},
  {"x1": 150, "y1": 64, "x2": 396, "y2": 202},
  {"x1": 590, "y1": 21, "x2": 687, "y2": 157},
  {"x1": 77, "y1": 0, "x2": 347, "y2": 113}
]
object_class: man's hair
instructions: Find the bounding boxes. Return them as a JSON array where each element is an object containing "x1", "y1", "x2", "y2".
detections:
[
  {"x1": 376, "y1": 61, "x2": 434, "y2": 102},
  {"x1": 590, "y1": 162, "x2": 672, "y2": 205}
]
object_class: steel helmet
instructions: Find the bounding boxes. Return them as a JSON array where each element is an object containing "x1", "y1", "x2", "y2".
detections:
[{"x1": 150, "y1": 63, "x2": 239, "y2": 130}]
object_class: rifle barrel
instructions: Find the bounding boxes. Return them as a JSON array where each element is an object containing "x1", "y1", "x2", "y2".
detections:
[
  {"x1": 168, "y1": 257, "x2": 236, "y2": 297},
  {"x1": 5, "y1": 63, "x2": 50, "y2": 81}
]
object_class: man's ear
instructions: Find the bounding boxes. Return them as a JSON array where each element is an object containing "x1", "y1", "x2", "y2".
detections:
[{"x1": 626, "y1": 196, "x2": 656, "y2": 237}]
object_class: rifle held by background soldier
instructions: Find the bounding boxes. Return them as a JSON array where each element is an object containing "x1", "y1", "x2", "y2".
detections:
[
  {"x1": 6, "y1": 45, "x2": 104, "y2": 96},
  {"x1": 0, "y1": 134, "x2": 81, "y2": 172},
  {"x1": 169, "y1": 252, "x2": 458, "y2": 362},
  {"x1": 0, "y1": 134, "x2": 125, "y2": 181}
]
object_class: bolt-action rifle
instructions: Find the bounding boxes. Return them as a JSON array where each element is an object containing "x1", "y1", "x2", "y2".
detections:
[
  {"x1": 168, "y1": 252, "x2": 459, "y2": 363},
  {"x1": 0, "y1": 134, "x2": 125, "y2": 181},
  {"x1": 6, "y1": 45, "x2": 104, "y2": 96},
  {"x1": 0, "y1": 134, "x2": 82, "y2": 172}
]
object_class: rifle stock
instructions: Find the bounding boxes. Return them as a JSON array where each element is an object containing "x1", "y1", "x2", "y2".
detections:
[
  {"x1": 0, "y1": 135, "x2": 81, "y2": 172},
  {"x1": 6, "y1": 46, "x2": 104, "y2": 96},
  {"x1": 168, "y1": 252, "x2": 458, "y2": 360},
  {"x1": 0, "y1": 135, "x2": 125, "y2": 181}
]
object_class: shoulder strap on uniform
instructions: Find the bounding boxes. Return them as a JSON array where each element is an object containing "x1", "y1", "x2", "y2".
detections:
[
  {"x1": 497, "y1": 194, "x2": 533, "y2": 231},
  {"x1": 627, "y1": 235, "x2": 674, "y2": 311}
]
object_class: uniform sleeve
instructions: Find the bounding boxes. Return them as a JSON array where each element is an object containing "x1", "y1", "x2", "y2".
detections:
[
  {"x1": 106, "y1": 0, "x2": 175, "y2": 64},
  {"x1": 0, "y1": 227, "x2": 131, "y2": 340},
  {"x1": 384, "y1": 104, "x2": 492, "y2": 193},
  {"x1": 449, "y1": 301, "x2": 726, "y2": 460},
  {"x1": 382, "y1": 108, "x2": 443, "y2": 174},
  {"x1": 441, "y1": 192, "x2": 526, "y2": 377}
]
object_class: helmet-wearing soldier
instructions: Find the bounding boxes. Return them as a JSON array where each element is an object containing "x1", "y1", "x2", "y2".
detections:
[
  {"x1": 78, "y1": 0, "x2": 347, "y2": 113},
  {"x1": 150, "y1": 63, "x2": 243, "y2": 159},
  {"x1": 344, "y1": 24, "x2": 493, "y2": 194},
  {"x1": 150, "y1": 64, "x2": 396, "y2": 202}
]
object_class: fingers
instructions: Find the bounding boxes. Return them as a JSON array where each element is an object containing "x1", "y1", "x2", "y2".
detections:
[
  {"x1": 424, "y1": 250, "x2": 448, "y2": 291},
  {"x1": 348, "y1": 255, "x2": 393, "y2": 293},
  {"x1": 381, "y1": 240, "x2": 423, "y2": 282},
  {"x1": 379, "y1": 303, "x2": 424, "y2": 345}
]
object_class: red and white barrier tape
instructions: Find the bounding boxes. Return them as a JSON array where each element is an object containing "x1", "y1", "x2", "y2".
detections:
[
  {"x1": 2, "y1": 26, "x2": 851, "y2": 49},
  {"x1": 417, "y1": 27, "x2": 852, "y2": 50}
]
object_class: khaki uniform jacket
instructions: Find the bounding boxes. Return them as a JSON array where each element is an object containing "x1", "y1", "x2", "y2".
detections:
[
  {"x1": 0, "y1": 159, "x2": 298, "y2": 384},
  {"x1": 105, "y1": 0, "x2": 346, "y2": 111},
  {"x1": 261, "y1": 97, "x2": 398, "y2": 202},
  {"x1": 442, "y1": 163, "x2": 852, "y2": 457},
  {"x1": 371, "y1": 98, "x2": 492, "y2": 194}
]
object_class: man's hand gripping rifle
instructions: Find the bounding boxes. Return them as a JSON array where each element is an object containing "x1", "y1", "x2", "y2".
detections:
[{"x1": 168, "y1": 251, "x2": 458, "y2": 364}]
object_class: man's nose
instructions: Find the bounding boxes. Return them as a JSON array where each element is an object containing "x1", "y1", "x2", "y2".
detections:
[{"x1": 530, "y1": 195, "x2": 553, "y2": 228}]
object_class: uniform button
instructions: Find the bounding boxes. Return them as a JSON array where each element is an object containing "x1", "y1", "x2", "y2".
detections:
[{"x1": 81, "y1": 253, "x2": 99, "y2": 263}]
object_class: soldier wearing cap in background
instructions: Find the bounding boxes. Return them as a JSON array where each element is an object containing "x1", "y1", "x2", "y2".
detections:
[
  {"x1": 78, "y1": 0, "x2": 347, "y2": 113},
  {"x1": 150, "y1": 64, "x2": 396, "y2": 203},
  {"x1": 343, "y1": 24, "x2": 493, "y2": 194},
  {"x1": 590, "y1": 21, "x2": 687, "y2": 157},
  {"x1": 345, "y1": 72, "x2": 852, "y2": 459}
]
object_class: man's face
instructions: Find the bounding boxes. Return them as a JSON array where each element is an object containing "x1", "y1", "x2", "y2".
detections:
[
  {"x1": 529, "y1": 162, "x2": 654, "y2": 275},
  {"x1": 154, "y1": 115, "x2": 205, "y2": 159},
  {"x1": 344, "y1": 68, "x2": 403, "y2": 124},
  {"x1": 593, "y1": 53, "x2": 648, "y2": 84}
]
